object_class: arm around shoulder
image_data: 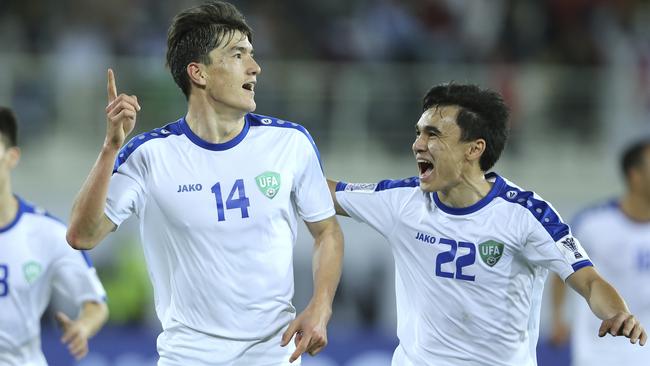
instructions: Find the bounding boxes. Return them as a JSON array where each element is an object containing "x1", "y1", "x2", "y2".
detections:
[{"x1": 326, "y1": 178, "x2": 349, "y2": 217}]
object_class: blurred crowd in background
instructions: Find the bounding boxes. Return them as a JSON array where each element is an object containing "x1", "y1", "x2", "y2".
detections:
[
  {"x1": 1, "y1": 1, "x2": 650, "y2": 365},
  {"x1": 2, "y1": 0, "x2": 649, "y2": 63},
  {"x1": 2, "y1": 0, "x2": 650, "y2": 148}
]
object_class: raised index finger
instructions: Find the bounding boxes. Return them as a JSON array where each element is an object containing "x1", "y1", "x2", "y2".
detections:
[{"x1": 107, "y1": 68, "x2": 117, "y2": 103}]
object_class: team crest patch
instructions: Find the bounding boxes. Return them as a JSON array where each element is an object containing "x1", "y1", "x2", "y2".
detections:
[
  {"x1": 255, "y1": 171, "x2": 281, "y2": 199},
  {"x1": 561, "y1": 236, "x2": 583, "y2": 259},
  {"x1": 478, "y1": 241, "x2": 504, "y2": 267},
  {"x1": 23, "y1": 261, "x2": 42, "y2": 284}
]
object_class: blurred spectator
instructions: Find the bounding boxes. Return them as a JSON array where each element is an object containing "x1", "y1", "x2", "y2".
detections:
[{"x1": 550, "y1": 138, "x2": 650, "y2": 366}]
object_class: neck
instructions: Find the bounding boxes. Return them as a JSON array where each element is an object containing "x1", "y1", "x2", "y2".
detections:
[
  {"x1": 437, "y1": 171, "x2": 492, "y2": 208},
  {"x1": 619, "y1": 192, "x2": 650, "y2": 222},
  {"x1": 186, "y1": 96, "x2": 246, "y2": 144},
  {"x1": 0, "y1": 183, "x2": 18, "y2": 228}
]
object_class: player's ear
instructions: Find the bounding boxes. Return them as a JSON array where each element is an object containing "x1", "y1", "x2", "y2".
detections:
[
  {"x1": 187, "y1": 62, "x2": 207, "y2": 89},
  {"x1": 6, "y1": 146, "x2": 20, "y2": 169},
  {"x1": 466, "y1": 138, "x2": 485, "y2": 163}
]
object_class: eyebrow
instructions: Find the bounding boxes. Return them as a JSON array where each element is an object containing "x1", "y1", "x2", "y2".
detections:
[
  {"x1": 416, "y1": 125, "x2": 442, "y2": 135},
  {"x1": 230, "y1": 46, "x2": 254, "y2": 54}
]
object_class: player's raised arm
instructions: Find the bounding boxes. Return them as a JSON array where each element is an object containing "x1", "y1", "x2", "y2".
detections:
[
  {"x1": 67, "y1": 69, "x2": 141, "y2": 249},
  {"x1": 566, "y1": 266, "x2": 647, "y2": 346},
  {"x1": 326, "y1": 178, "x2": 349, "y2": 216}
]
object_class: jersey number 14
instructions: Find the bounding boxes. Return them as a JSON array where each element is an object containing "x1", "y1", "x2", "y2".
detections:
[{"x1": 211, "y1": 179, "x2": 251, "y2": 221}]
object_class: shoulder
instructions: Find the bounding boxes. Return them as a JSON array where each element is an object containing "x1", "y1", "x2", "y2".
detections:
[
  {"x1": 571, "y1": 199, "x2": 619, "y2": 229},
  {"x1": 20, "y1": 199, "x2": 65, "y2": 229},
  {"x1": 490, "y1": 173, "x2": 569, "y2": 241},
  {"x1": 247, "y1": 113, "x2": 314, "y2": 143},
  {"x1": 114, "y1": 118, "x2": 185, "y2": 172},
  {"x1": 14, "y1": 199, "x2": 67, "y2": 245}
]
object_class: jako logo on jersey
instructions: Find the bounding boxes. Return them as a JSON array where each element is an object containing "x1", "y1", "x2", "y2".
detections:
[
  {"x1": 506, "y1": 190, "x2": 517, "y2": 199},
  {"x1": 415, "y1": 232, "x2": 436, "y2": 244},
  {"x1": 177, "y1": 184, "x2": 203, "y2": 193},
  {"x1": 478, "y1": 240, "x2": 504, "y2": 267},
  {"x1": 256, "y1": 171, "x2": 281, "y2": 199},
  {"x1": 561, "y1": 237, "x2": 583, "y2": 259},
  {"x1": 23, "y1": 261, "x2": 42, "y2": 284}
]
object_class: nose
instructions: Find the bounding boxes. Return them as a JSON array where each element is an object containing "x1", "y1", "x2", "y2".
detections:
[
  {"x1": 412, "y1": 134, "x2": 426, "y2": 154},
  {"x1": 249, "y1": 57, "x2": 261, "y2": 75}
]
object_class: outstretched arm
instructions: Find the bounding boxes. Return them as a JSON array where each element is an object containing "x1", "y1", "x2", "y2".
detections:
[
  {"x1": 567, "y1": 266, "x2": 647, "y2": 346},
  {"x1": 67, "y1": 69, "x2": 140, "y2": 249},
  {"x1": 281, "y1": 215, "x2": 344, "y2": 363},
  {"x1": 56, "y1": 301, "x2": 109, "y2": 360},
  {"x1": 326, "y1": 179, "x2": 349, "y2": 217}
]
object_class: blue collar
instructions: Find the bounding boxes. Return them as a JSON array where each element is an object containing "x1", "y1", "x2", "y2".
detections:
[
  {"x1": 180, "y1": 115, "x2": 250, "y2": 151},
  {"x1": 432, "y1": 173, "x2": 505, "y2": 215},
  {"x1": 0, "y1": 196, "x2": 29, "y2": 233}
]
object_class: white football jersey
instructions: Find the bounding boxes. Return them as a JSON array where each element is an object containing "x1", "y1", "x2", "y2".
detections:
[
  {"x1": 0, "y1": 197, "x2": 106, "y2": 366},
  {"x1": 335, "y1": 173, "x2": 592, "y2": 366},
  {"x1": 568, "y1": 200, "x2": 650, "y2": 366},
  {"x1": 106, "y1": 113, "x2": 335, "y2": 342}
]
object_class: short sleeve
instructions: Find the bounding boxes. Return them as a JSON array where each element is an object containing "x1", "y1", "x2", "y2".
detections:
[
  {"x1": 51, "y1": 246, "x2": 106, "y2": 306},
  {"x1": 335, "y1": 178, "x2": 418, "y2": 238},
  {"x1": 521, "y1": 209, "x2": 593, "y2": 281},
  {"x1": 292, "y1": 132, "x2": 335, "y2": 222},
  {"x1": 105, "y1": 144, "x2": 148, "y2": 227}
]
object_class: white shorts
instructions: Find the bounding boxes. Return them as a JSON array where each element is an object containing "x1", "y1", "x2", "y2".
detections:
[{"x1": 157, "y1": 319, "x2": 301, "y2": 366}]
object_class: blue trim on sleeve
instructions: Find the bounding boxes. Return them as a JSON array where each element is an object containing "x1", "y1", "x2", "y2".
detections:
[
  {"x1": 80, "y1": 251, "x2": 94, "y2": 268},
  {"x1": 113, "y1": 119, "x2": 184, "y2": 173},
  {"x1": 571, "y1": 259, "x2": 593, "y2": 272},
  {"x1": 335, "y1": 181, "x2": 348, "y2": 192},
  {"x1": 432, "y1": 174, "x2": 505, "y2": 215},
  {"x1": 247, "y1": 113, "x2": 324, "y2": 170},
  {"x1": 495, "y1": 173, "x2": 570, "y2": 242},
  {"x1": 180, "y1": 116, "x2": 250, "y2": 151},
  {"x1": 374, "y1": 177, "x2": 420, "y2": 191}
]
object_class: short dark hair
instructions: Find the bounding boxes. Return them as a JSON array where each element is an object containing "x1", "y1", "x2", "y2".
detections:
[
  {"x1": 621, "y1": 139, "x2": 650, "y2": 181},
  {"x1": 166, "y1": 1, "x2": 253, "y2": 99},
  {"x1": 0, "y1": 107, "x2": 17, "y2": 148},
  {"x1": 422, "y1": 83, "x2": 510, "y2": 171}
]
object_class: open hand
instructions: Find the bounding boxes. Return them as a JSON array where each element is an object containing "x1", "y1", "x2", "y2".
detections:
[
  {"x1": 598, "y1": 311, "x2": 647, "y2": 346},
  {"x1": 56, "y1": 311, "x2": 91, "y2": 360}
]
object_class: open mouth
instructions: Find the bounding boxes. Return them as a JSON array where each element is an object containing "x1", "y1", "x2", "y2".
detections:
[
  {"x1": 242, "y1": 82, "x2": 255, "y2": 92},
  {"x1": 417, "y1": 159, "x2": 434, "y2": 179}
]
